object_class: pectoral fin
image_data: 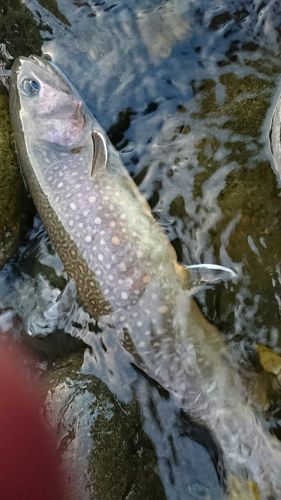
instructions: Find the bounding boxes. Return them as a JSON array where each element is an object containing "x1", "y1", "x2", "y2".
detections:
[
  {"x1": 175, "y1": 262, "x2": 238, "y2": 292},
  {"x1": 186, "y1": 263, "x2": 238, "y2": 283},
  {"x1": 91, "y1": 128, "x2": 108, "y2": 177},
  {"x1": 26, "y1": 279, "x2": 77, "y2": 337}
]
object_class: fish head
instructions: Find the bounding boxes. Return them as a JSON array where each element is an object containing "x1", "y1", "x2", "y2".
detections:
[{"x1": 10, "y1": 55, "x2": 89, "y2": 149}]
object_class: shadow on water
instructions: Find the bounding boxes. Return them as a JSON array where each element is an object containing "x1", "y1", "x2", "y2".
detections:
[{"x1": 2, "y1": 0, "x2": 281, "y2": 498}]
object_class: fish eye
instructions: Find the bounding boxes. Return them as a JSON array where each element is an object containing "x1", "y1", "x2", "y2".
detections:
[{"x1": 20, "y1": 78, "x2": 40, "y2": 97}]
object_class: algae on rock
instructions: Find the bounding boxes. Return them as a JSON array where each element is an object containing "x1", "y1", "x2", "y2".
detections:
[
  {"x1": 0, "y1": 0, "x2": 46, "y2": 59},
  {"x1": 0, "y1": 89, "x2": 24, "y2": 267}
]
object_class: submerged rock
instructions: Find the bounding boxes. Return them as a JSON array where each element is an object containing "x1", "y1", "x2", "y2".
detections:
[
  {"x1": 44, "y1": 352, "x2": 165, "y2": 500},
  {"x1": 0, "y1": 88, "x2": 24, "y2": 267},
  {"x1": 0, "y1": 0, "x2": 45, "y2": 59}
]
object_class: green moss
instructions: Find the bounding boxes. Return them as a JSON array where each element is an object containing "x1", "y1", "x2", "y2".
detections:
[
  {"x1": 0, "y1": 0, "x2": 46, "y2": 59},
  {"x1": 0, "y1": 92, "x2": 24, "y2": 267},
  {"x1": 191, "y1": 79, "x2": 217, "y2": 118},
  {"x1": 219, "y1": 73, "x2": 271, "y2": 102},
  {"x1": 193, "y1": 136, "x2": 221, "y2": 196},
  {"x1": 223, "y1": 97, "x2": 269, "y2": 136},
  {"x1": 224, "y1": 140, "x2": 253, "y2": 166},
  {"x1": 169, "y1": 195, "x2": 187, "y2": 217}
]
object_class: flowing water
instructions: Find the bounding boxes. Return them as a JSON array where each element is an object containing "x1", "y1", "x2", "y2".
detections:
[{"x1": 1, "y1": 0, "x2": 281, "y2": 498}]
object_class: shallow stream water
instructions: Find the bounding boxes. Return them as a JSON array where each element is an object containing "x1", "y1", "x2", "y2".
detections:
[{"x1": 1, "y1": 1, "x2": 281, "y2": 498}]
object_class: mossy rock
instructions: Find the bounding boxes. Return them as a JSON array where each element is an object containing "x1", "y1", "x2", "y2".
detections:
[
  {"x1": 45, "y1": 352, "x2": 165, "y2": 500},
  {"x1": 0, "y1": 90, "x2": 24, "y2": 267},
  {"x1": 0, "y1": 0, "x2": 46, "y2": 59}
]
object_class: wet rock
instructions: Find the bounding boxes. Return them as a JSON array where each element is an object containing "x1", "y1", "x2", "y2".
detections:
[
  {"x1": 0, "y1": 0, "x2": 45, "y2": 59},
  {"x1": 0, "y1": 88, "x2": 24, "y2": 267},
  {"x1": 44, "y1": 352, "x2": 165, "y2": 500},
  {"x1": 37, "y1": 0, "x2": 71, "y2": 27}
]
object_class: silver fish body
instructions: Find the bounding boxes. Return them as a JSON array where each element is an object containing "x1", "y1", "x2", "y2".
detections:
[{"x1": 10, "y1": 55, "x2": 281, "y2": 498}]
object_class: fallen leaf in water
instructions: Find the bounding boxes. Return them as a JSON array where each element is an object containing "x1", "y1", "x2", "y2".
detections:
[
  {"x1": 256, "y1": 344, "x2": 281, "y2": 385},
  {"x1": 228, "y1": 474, "x2": 261, "y2": 500}
]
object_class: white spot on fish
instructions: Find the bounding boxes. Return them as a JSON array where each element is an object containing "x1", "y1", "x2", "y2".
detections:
[
  {"x1": 121, "y1": 292, "x2": 128, "y2": 300},
  {"x1": 142, "y1": 275, "x2": 151, "y2": 284},
  {"x1": 95, "y1": 217, "x2": 101, "y2": 224},
  {"x1": 89, "y1": 195, "x2": 96, "y2": 203},
  {"x1": 158, "y1": 305, "x2": 168, "y2": 314},
  {"x1": 98, "y1": 254, "x2": 104, "y2": 262},
  {"x1": 70, "y1": 202, "x2": 76, "y2": 210},
  {"x1": 112, "y1": 236, "x2": 120, "y2": 246},
  {"x1": 119, "y1": 262, "x2": 127, "y2": 272},
  {"x1": 137, "y1": 320, "x2": 143, "y2": 327},
  {"x1": 109, "y1": 221, "x2": 116, "y2": 228},
  {"x1": 85, "y1": 235, "x2": 92, "y2": 243}
]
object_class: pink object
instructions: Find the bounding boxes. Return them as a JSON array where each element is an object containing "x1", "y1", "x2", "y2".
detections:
[{"x1": 0, "y1": 343, "x2": 68, "y2": 500}]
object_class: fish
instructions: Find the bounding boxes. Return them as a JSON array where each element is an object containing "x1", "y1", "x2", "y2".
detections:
[
  {"x1": 269, "y1": 88, "x2": 281, "y2": 177},
  {"x1": 10, "y1": 55, "x2": 281, "y2": 498}
]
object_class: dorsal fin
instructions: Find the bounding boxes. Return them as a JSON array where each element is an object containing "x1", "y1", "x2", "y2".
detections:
[{"x1": 90, "y1": 128, "x2": 108, "y2": 177}]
